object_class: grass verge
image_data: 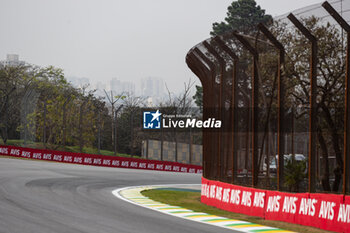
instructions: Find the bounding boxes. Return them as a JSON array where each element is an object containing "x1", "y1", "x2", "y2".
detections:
[{"x1": 142, "y1": 189, "x2": 333, "y2": 233}]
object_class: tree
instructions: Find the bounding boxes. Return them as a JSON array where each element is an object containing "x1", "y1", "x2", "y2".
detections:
[
  {"x1": 116, "y1": 93, "x2": 145, "y2": 156},
  {"x1": 0, "y1": 64, "x2": 39, "y2": 144},
  {"x1": 0, "y1": 62, "x2": 116, "y2": 155},
  {"x1": 285, "y1": 158, "x2": 307, "y2": 192},
  {"x1": 160, "y1": 79, "x2": 197, "y2": 161},
  {"x1": 31, "y1": 66, "x2": 70, "y2": 148},
  {"x1": 192, "y1": 85, "x2": 203, "y2": 111},
  {"x1": 194, "y1": 0, "x2": 272, "y2": 109},
  {"x1": 261, "y1": 17, "x2": 346, "y2": 192},
  {"x1": 211, "y1": 0, "x2": 272, "y2": 36},
  {"x1": 104, "y1": 90, "x2": 125, "y2": 155}
]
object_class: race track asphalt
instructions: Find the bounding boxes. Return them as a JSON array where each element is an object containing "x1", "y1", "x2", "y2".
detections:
[{"x1": 0, "y1": 158, "x2": 237, "y2": 233}]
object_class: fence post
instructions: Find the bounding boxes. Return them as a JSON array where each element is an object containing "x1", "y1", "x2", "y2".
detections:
[
  {"x1": 257, "y1": 23, "x2": 285, "y2": 191},
  {"x1": 233, "y1": 32, "x2": 259, "y2": 187},
  {"x1": 203, "y1": 40, "x2": 226, "y2": 181},
  {"x1": 287, "y1": 13, "x2": 318, "y2": 193},
  {"x1": 214, "y1": 37, "x2": 239, "y2": 184},
  {"x1": 186, "y1": 49, "x2": 213, "y2": 177},
  {"x1": 322, "y1": 1, "x2": 350, "y2": 194},
  {"x1": 192, "y1": 48, "x2": 219, "y2": 179}
]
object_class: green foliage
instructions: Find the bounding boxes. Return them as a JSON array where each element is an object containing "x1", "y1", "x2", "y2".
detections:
[
  {"x1": 211, "y1": 0, "x2": 272, "y2": 36},
  {"x1": 285, "y1": 158, "x2": 307, "y2": 192},
  {"x1": 117, "y1": 105, "x2": 143, "y2": 156},
  {"x1": 114, "y1": 95, "x2": 126, "y2": 100},
  {"x1": 0, "y1": 62, "x2": 201, "y2": 158},
  {"x1": 192, "y1": 0, "x2": 271, "y2": 112},
  {"x1": 261, "y1": 17, "x2": 345, "y2": 191},
  {"x1": 0, "y1": 64, "x2": 40, "y2": 143},
  {"x1": 192, "y1": 85, "x2": 203, "y2": 111},
  {"x1": 0, "y1": 63, "x2": 113, "y2": 153}
]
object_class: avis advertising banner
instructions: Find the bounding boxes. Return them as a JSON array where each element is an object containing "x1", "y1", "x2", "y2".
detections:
[
  {"x1": 0, "y1": 145, "x2": 202, "y2": 174},
  {"x1": 201, "y1": 177, "x2": 350, "y2": 232}
]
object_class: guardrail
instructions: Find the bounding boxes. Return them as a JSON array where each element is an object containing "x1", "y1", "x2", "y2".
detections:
[{"x1": 0, "y1": 145, "x2": 202, "y2": 174}]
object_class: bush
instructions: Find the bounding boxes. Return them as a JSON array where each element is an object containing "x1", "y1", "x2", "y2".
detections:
[{"x1": 285, "y1": 158, "x2": 307, "y2": 192}]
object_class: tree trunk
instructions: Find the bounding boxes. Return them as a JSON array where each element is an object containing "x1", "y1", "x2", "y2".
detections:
[
  {"x1": 130, "y1": 111, "x2": 134, "y2": 156},
  {"x1": 0, "y1": 128, "x2": 8, "y2": 144},
  {"x1": 321, "y1": 104, "x2": 343, "y2": 191},
  {"x1": 98, "y1": 111, "x2": 101, "y2": 154},
  {"x1": 0, "y1": 88, "x2": 15, "y2": 144},
  {"x1": 333, "y1": 166, "x2": 342, "y2": 192},
  {"x1": 62, "y1": 99, "x2": 69, "y2": 147},
  {"x1": 114, "y1": 111, "x2": 117, "y2": 156},
  {"x1": 317, "y1": 130, "x2": 331, "y2": 191},
  {"x1": 160, "y1": 126, "x2": 164, "y2": 161},
  {"x1": 43, "y1": 101, "x2": 47, "y2": 148},
  {"x1": 0, "y1": 99, "x2": 9, "y2": 144},
  {"x1": 79, "y1": 101, "x2": 86, "y2": 153}
]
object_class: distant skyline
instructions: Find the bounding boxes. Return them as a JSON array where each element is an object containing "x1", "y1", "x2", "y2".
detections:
[
  {"x1": 0, "y1": 0, "x2": 324, "y2": 93},
  {"x1": 66, "y1": 74, "x2": 167, "y2": 105}
]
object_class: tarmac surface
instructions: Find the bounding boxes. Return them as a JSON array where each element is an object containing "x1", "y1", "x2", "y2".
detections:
[{"x1": 0, "y1": 157, "x2": 239, "y2": 233}]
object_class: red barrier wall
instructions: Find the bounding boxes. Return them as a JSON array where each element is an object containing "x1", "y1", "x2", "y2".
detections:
[
  {"x1": 0, "y1": 145, "x2": 202, "y2": 174},
  {"x1": 201, "y1": 178, "x2": 265, "y2": 218},
  {"x1": 201, "y1": 177, "x2": 350, "y2": 232}
]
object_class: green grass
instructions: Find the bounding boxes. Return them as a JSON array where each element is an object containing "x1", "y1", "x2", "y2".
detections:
[
  {"x1": 1, "y1": 139, "x2": 136, "y2": 158},
  {"x1": 64, "y1": 145, "x2": 134, "y2": 158},
  {"x1": 142, "y1": 189, "x2": 333, "y2": 233}
]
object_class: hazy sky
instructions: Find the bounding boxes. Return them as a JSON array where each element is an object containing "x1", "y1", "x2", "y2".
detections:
[{"x1": 0, "y1": 0, "x2": 323, "y2": 93}]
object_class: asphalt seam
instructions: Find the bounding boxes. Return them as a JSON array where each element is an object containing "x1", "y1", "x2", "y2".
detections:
[{"x1": 112, "y1": 185, "x2": 295, "y2": 233}]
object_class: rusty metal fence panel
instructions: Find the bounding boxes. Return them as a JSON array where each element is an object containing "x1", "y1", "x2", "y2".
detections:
[{"x1": 186, "y1": 1, "x2": 350, "y2": 194}]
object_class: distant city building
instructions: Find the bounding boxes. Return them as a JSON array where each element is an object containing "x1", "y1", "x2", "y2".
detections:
[
  {"x1": 110, "y1": 78, "x2": 135, "y2": 95},
  {"x1": 140, "y1": 77, "x2": 165, "y2": 97},
  {"x1": 139, "y1": 77, "x2": 166, "y2": 106},
  {"x1": 0, "y1": 54, "x2": 25, "y2": 67},
  {"x1": 67, "y1": 76, "x2": 90, "y2": 88}
]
